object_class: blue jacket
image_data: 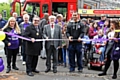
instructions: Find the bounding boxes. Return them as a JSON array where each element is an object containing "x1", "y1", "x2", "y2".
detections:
[{"x1": 0, "y1": 19, "x2": 7, "y2": 29}]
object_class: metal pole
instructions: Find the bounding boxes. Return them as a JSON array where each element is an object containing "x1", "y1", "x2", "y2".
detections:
[{"x1": 78, "y1": 0, "x2": 84, "y2": 9}]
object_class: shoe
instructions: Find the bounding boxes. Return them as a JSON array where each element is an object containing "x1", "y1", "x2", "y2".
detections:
[
  {"x1": 27, "y1": 72, "x2": 34, "y2": 76},
  {"x1": 6, "y1": 68, "x2": 11, "y2": 73},
  {"x1": 69, "y1": 70, "x2": 75, "y2": 73},
  {"x1": 45, "y1": 68, "x2": 51, "y2": 73},
  {"x1": 78, "y1": 69, "x2": 83, "y2": 73},
  {"x1": 53, "y1": 69, "x2": 57, "y2": 73},
  {"x1": 32, "y1": 70, "x2": 39, "y2": 73},
  {"x1": 22, "y1": 61, "x2": 26, "y2": 65},
  {"x1": 98, "y1": 72, "x2": 106, "y2": 76},
  {"x1": 64, "y1": 63, "x2": 67, "y2": 67},
  {"x1": 12, "y1": 66, "x2": 19, "y2": 70},
  {"x1": 112, "y1": 75, "x2": 117, "y2": 79}
]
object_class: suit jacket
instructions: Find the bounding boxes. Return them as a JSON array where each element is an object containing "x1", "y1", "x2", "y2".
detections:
[
  {"x1": 24, "y1": 24, "x2": 42, "y2": 56},
  {"x1": 43, "y1": 24, "x2": 62, "y2": 49}
]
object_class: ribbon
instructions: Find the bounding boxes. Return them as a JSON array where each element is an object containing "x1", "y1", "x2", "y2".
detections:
[{"x1": 4, "y1": 32, "x2": 120, "y2": 42}]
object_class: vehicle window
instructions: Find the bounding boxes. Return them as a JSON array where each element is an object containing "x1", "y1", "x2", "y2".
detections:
[
  {"x1": 25, "y1": 3, "x2": 40, "y2": 16},
  {"x1": 42, "y1": 4, "x2": 48, "y2": 13},
  {"x1": 15, "y1": 2, "x2": 21, "y2": 16}
]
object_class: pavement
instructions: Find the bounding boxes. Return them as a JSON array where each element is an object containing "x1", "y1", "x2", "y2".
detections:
[{"x1": 0, "y1": 56, "x2": 120, "y2": 80}]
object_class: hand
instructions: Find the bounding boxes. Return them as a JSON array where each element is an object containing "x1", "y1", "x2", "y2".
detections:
[
  {"x1": 31, "y1": 38, "x2": 35, "y2": 43},
  {"x1": 57, "y1": 46, "x2": 61, "y2": 49},
  {"x1": 8, "y1": 43, "x2": 11, "y2": 46},
  {"x1": 109, "y1": 37, "x2": 114, "y2": 40},
  {"x1": 78, "y1": 37, "x2": 81, "y2": 42},
  {"x1": 46, "y1": 37, "x2": 49, "y2": 41},
  {"x1": 69, "y1": 36, "x2": 73, "y2": 41}
]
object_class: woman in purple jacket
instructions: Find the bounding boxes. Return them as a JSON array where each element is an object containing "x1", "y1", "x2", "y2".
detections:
[{"x1": 2, "y1": 17, "x2": 21, "y2": 73}]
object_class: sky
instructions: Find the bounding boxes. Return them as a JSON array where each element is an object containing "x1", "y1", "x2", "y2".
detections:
[{"x1": 0, "y1": 0, "x2": 9, "y2": 3}]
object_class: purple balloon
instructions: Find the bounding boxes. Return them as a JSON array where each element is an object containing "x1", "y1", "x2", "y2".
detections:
[
  {"x1": 0, "y1": 58, "x2": 3, "y2": 66},
  {"x1": 0, "y1": 65, "x2": 4, "y2": 72}
]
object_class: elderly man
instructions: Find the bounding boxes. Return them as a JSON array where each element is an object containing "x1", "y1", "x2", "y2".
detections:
[
  {"x1": 19, "y1": 14, "x2": 31, "y2": 65},
  {"x1": 24, "y1": 16, "x2": 42, "y2": 76},
  {"x1": 12, "y1": 12, "x2": 23, "y2": 24},
  {"x1": 43, "y1": 15, "x2": 62, "y2": 73}
]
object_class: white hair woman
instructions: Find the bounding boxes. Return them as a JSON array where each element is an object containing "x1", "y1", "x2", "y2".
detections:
[
  {"x1": 2, "y1": 17, "x2": 21, "y2": 73},
  {"x1": 19, "y1": 14, "x2": 31, "y2": 65}
]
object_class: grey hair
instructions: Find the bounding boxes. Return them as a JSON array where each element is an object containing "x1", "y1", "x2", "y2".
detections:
[
  {"x1": 33, "y1": 15, "x2": 40, "y2": 20},
  {"x1": 23, "y1": 14, "x2": 30, "y2": 20}
]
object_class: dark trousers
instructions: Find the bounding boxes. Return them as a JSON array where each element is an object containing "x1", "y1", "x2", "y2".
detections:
[
  {"x1": 58, "y1": 48, "x2": 63, "y2": 64},
  {"x1": 46, "y1": 45, "x2": 57, "y2": 70},
  {"x1": 26, "y1": 55, "x2": 38, "y2": 73},
  {"x1": 68, "y1": 44, "x2": 83, "y2": 71},
  {"x1": 104, "y1": 54, "x2": 119, "y2": 75},
  {"x1": 7, "y1": 48, "x2": 18, "y2": 68},
  {"x1": 21, "y1": 41, "x2": 26, "y2": 61}
]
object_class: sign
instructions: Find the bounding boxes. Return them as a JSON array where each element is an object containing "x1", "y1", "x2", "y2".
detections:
[{"x1": 78, "y1": 9, "x2": 120, "y2": 14}]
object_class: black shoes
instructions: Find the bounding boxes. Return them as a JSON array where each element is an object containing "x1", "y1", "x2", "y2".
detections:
[
  {"x1": 112, "y1": 75, "x2": 117, "y2": 79},
  {"x1": 53, "y1": 69, "x2": 57, "y2": 73},
  {"x1": 69, "y1": 70, "x2": 75, "y2": 73},
  {"x1": 78, "y1": 69, "x2": 83, "y2": 73},
  {"x1": 12, "y1": 66, "x2": 19, "y2": 70},
  {"x1": 6, "y1": 68, "x2": 11, "y2": 73},
  {"x1": 98, "y1": 72, "x2": 106, "y2": 76},
  {"x1": 45, "y1": 68, "x2": 51, "y2": 73},
  {"x1": 32, "y1": 70, "x2": 39, "y2": 73},
  {"x1": 27, "y1": 72, "x2": 34, "y2": 76}
]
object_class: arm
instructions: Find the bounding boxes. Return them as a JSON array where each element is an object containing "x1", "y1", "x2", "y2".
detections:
[
  {"x1": 79, "y1": 23, "x2": 85, "y2": 38},
  {"x1": 59, "y1": 26, "x2": 62, "y2": 47},
  {"x1": 42, "y1": 25, "x2": 48, "y2": 39},
  {"x1": 3, "y1": 29, "x2": 9, "y2": 46},
  {"x1": 66, "y1": 22, "x2": 71, "y2": 38},
  {"x1": 88, "y1": 27, "x2": 97, "y2": 37}
]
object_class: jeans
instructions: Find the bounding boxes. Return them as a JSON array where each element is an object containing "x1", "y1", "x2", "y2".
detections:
[
  {"x1": 68, "y1": 44, "x2": 83, "y2": 71},
  {"x1": 99, "y1": 47, "x2": 105, "y2": 62}
]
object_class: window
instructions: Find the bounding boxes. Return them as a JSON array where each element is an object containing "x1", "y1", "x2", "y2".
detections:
[
  {"x1": 25, "y1": 3, "x2": 40, "y2": 16},
  {"x1": 15, "y1": 2, "x2": 21, "y2": 16},
  {"x1": 42, "y1": 4, "x2": 48, "y2": 13}
]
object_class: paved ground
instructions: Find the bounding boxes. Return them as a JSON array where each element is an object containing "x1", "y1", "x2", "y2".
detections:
[{"x1": 0, "y1": 56, "x2": 120, "y2": 80}]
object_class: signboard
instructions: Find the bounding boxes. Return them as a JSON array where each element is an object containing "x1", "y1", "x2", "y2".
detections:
[{"x1": 78, "y1": 9, "x2": 120, "y2": 14}]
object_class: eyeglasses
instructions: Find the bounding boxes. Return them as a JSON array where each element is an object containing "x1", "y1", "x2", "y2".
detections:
[{"x1": 73, "y1": 15, "x2": 77, "y2": 16}]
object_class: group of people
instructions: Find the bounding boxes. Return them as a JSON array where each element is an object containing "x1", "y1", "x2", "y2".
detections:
[{"x1": 0, "y1": 11, "x2": 120, "y2": 79}]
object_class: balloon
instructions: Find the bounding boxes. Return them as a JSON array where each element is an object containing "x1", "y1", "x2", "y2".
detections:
[
  {"x1": 0, "y1": 49, "x2": 5, "y2": 57},
  {"x1": 0, "y1": 31, "x2": 6, "y2": 41},
  {"x1": 0, "y1": 65, "x2": 4, "y2": 72},
  {"x1": 0, "y1": 58, "x2": 3, "y2": 66},
  {"x1": 0, "y1": 41, "x2": 5, "y2": 50}
]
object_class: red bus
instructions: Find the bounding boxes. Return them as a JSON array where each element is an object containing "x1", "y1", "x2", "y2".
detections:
[{"x1": 11, "y1": 0, "x2": 77, "y2": 20}]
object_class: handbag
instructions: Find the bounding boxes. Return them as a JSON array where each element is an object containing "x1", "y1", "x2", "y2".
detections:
[{"x1": 111, "y1": 43, "x2": 120, "y2": 60}]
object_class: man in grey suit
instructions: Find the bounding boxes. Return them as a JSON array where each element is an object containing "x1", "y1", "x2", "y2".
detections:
[{"x1": 43, "y1": 15, "x2": 62, "y2": 73}]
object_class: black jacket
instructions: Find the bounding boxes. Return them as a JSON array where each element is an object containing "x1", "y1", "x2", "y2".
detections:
[
  {"x1": 66, "y1": 20, "x2": 85, "y2": 44},
  {"x1": 3, "y1": 27, "x2": 21, "y2": 47},
  {"x1": 24, "y1": 24, "x2": 42, "y2": 56}
]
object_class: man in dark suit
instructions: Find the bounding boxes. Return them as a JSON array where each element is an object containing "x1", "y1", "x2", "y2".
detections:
[
  {"x1": 43, "y1": 15, "x2": 62, "y2": 73},
  {"x1": 24, "y1": 16, "x2": 42, "y2": 76}
]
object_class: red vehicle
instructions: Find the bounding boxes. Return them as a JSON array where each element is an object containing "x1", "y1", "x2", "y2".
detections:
[{"x1": 11, "y1": 0, "x2": 77, "y2": 20}]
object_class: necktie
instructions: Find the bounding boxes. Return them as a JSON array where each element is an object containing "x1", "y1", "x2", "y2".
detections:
[{"x1": 51, "y1": 24, "x2": 54, "y2": 28}]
